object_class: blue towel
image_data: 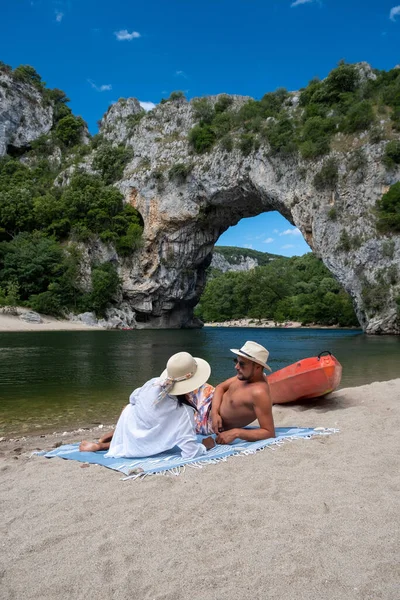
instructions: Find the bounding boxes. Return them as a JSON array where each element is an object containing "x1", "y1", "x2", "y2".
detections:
[{"x1": 39, "y1": 427, "x2": 336, "y2": 479}]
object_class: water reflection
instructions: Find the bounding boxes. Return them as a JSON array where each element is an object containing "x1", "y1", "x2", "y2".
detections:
[{"x1": 0, "y1": 328, "x2": 399, "y2": 436}]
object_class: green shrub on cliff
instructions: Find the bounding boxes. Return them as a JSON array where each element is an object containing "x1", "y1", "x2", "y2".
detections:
[
  {"x1": 12, "y1": 65, "x2": 44, "y2": 89},
  {"x1": 169, "y1": 162, "x2": 193, "y2": 181},
  {"x1": 383, "y1": 140, "x2": 400, "y2": 169},
  {"x1": 168, "y1": 90, "x2": 186, "y2": 101},
  {"x1": 299, "y1": 116, "x2": 335, "y2": 158},
  {"x1": 212, "y1": 112, "x2": 233, "y2": 138},
  {"x1": 239, "y1": 133, "x2": 257, "y2": 156},
  {"x1": 192, "y1": 98, "x2": 214, "y2": 124},
  {"x1": 187, "y1": 63, "x2": 399, "y2": 157},
  {"x1": 189, "y1": 125, "x2": 216, "y2": 153},
  {"x1": 313, "y1": 158, "x2": 338, "y2": 190},
  {"x1": 92, "y1": 143, "x2": 133, "y2": 184},
  {"x1": 376, "y1": 182, "x2": 400, "y2": 233},
  {"x1": 214, "y1": 95, "x2": 233, "y2": 114},
  {"x1": 341, "y1": 100, "x2": 375, "y2": 133},
  {"x1": 264, "y1": 117, "x2": 297, "y2": 156}
]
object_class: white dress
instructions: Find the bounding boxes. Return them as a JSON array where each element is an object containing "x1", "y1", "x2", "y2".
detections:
[{"x1": 105, "y1": 378, "x2": 207, "y2": 460}]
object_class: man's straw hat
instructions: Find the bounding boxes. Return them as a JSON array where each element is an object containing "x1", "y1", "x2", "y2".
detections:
[{"x1": 230, "y1": 341, "x2": 272, "y2": 372}]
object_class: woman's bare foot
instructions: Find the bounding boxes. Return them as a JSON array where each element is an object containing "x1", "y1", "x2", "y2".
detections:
[{"x1": 79, "y1": 440, "x2": 102, "y2": 452}]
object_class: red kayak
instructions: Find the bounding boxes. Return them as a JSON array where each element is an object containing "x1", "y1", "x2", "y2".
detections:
[{"x1": 267, "y1": 351, "x2": 342, "y2": 404}]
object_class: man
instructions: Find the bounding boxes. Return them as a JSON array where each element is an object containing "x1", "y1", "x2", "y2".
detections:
[
  {"x1": 79, "y1": 351, "x2": 215, "y2": 458},
  {"x1": 187, "y1": 341, "x2": 275, "y2": 445}
]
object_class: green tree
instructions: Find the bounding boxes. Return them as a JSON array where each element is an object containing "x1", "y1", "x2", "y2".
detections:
[
  {"x1": 13, "y1": 65, "x2": 43, "y2": 88},
  {"x1": 89, "y1": 263, "x2": 121, "y2": 317},
  {"x1": 0, "y1": 232, "x2": 64, "y2": 299},
  {"x1": 55, "y1": 115, "x2": 85, "y2": 146}
]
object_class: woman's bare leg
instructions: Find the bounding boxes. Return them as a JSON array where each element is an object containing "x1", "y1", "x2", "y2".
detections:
[
  {"x1": 99, "y1": 430, "x2": 114, "y2": 443},
  {"x1": 79, "y1": 430, "x2": 114, "y2": 452}
]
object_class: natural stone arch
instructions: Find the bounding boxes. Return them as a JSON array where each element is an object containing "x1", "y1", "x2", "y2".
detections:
[{"x1": 97, "y1": 93, "x2": 400, "y2": 334}]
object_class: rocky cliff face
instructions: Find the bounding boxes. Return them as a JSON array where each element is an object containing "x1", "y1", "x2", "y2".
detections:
[
  {"x1": 0, "y1": 71, "x2": 53, "y2": 156},
  {"x1": 211, "y1": 252, "x2": 259, "y2": 273},
  {"x1": 91, "y1": 91, "x2": 399, "y2": 333},
  {"x1": 1, "y1": 64, "x2": 400, "y2": 333}
]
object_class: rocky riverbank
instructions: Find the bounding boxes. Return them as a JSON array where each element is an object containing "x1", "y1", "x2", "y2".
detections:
[{"x1": 204, "y1": 318, "x2": 358, "y2": 329}]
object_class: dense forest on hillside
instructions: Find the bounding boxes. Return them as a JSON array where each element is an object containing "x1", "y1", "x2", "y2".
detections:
[
  {"x1": 0, "y1": 63, "x2": 143, "y2": 316},
  {"x1": 196, "y1": 253, "x2": 359, "y2": 327}
]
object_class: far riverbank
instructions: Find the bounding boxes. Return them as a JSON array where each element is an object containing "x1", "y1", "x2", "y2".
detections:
[
  {"x1": 0, "y1": 309, "x2": 101, "y2": 332},
  {"x1": 0, "y1": 312, "x2": 360, "y2": 333},
  {"x1": 204, "y1": 318, "x2": 358, "y2": 329}
]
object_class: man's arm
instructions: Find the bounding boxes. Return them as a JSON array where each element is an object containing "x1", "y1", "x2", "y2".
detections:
[
  {"x1": 217, "y1": 384, "x2": 275, "y2": 443},
  {"x1": 210, "y1": 377, "x2": 236, "y2": 433}
]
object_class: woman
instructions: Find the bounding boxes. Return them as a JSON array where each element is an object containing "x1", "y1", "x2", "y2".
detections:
[{"x1": 79, "y1": 351, "x2": 215, "y2": 459}]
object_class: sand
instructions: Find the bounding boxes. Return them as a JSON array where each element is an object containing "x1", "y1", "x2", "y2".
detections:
[
  {"x1": 1, "y1": 379, "x2": 399, "y2": 600},
  {"x1": 0, "y1": 310, "x2": 100, "y2": 332}
]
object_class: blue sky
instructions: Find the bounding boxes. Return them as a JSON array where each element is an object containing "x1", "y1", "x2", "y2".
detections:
[
  {"x1": 1, "y1": 0, "x2": 399, "y2": 256},
  {"x1": 217, "y1": 212, "x2": 311, "y2": 256}
]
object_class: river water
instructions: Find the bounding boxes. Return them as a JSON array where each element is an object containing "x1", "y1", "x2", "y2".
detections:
[{"x1": 1, "y1": 327, "x2": 399, "y2": 436}]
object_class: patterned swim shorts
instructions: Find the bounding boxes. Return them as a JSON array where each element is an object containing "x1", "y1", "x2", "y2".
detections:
[{"x1": 186, "y1": 383, "x2": 215, "y2": 435}]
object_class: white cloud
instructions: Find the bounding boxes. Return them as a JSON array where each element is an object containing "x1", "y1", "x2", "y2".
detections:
[
  {"x1": 115, "y1": 29, "x2": 141, "y2": 41},
  {"x1": 244, "y1": 244, "x2": 253, "y2": 249},
  {"x1": 88, "y1": 79, "x2": 112, "y2": 92},
  {"x1": 263, "y1": 237, "x2": 274, "y2": 244},
  {"x1": 290, "y1": 0, "x2": 314, "y2": 7},
  {"x1": 273, "y1": 229, "x2": 279, "y2": 233},
  {"x1": 139, "y1": 101, "x2": 156, "y2": 112},
  {"x1": 175, "y1": 70, "x2": 188, "y2": 79},
  {"x1": 279, "y1": 228, "x2": 302, "y2": 236},
  {"x1": 389, "y1": 5, "x2": 400, "y2": 21},
  {"x1": 282, "y1": 244, "x2": 295, "y2": 249},
  {"x1": 55, "y1": 10, "x2": 64, "y2": 22}
]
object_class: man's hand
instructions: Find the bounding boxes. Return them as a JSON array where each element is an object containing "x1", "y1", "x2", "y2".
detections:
[
  {"x1": 202, "y1": 436, "x2": 216, "y2": 451},
  {"x1": 216, "y1": 429, "x2": 238, "y2": 445},
  {"x1": 211, "y1": 412, "x2": 223, "y2": 434}
]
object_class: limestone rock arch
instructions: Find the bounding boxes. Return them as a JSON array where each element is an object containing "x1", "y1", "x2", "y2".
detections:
[{"x1": 97, "y1": 95, "x2": 400, "y2": 334}]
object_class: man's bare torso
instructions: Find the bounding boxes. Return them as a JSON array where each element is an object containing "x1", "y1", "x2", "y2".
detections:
[{"x1": 219, "y1": 377, "x2": 270, "y2": 430}]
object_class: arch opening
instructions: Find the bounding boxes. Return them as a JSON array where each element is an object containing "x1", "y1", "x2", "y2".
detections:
[{"x1": 193, "y1": 210, "x2": 359, "y2": 329}]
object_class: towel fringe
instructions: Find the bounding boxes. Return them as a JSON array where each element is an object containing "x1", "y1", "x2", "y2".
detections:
[{"x1": 121, "y1": 428, "x2": 338, "y2": 481}]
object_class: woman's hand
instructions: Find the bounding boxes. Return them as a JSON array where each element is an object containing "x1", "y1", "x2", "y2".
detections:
[{"x1": 202, "y1": 436, "x2": 216, "y2": 451}]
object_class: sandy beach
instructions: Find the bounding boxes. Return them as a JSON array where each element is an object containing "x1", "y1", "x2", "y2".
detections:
[
  {"x1": 1, "y1": 378, "x2": 399, "y2": 600},
  {"x1": 0, "y1": 310, "x2": 100, "y2": 332}
]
